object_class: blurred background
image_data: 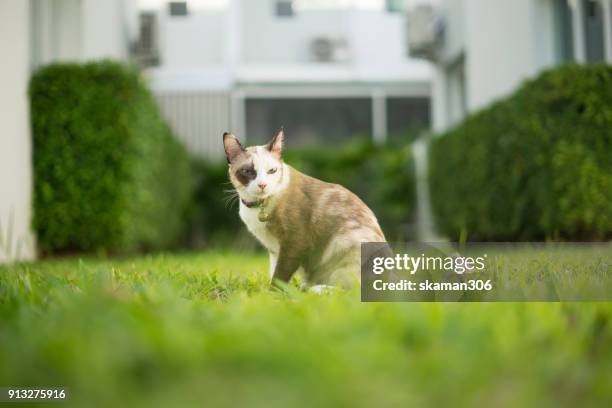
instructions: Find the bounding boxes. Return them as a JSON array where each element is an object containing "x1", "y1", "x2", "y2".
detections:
[
  {"x1": 1, "y1": 0, "x2": 611, "y2": 261},
  {"x1": 140, "y1": 0, "x2": 432, "y2": 153}
]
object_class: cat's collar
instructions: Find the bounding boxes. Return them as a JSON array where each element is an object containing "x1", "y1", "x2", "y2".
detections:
[
  {"x1": 241, "y1": 197, "x2": 272, "y2": 222},
  {"x1": 241, "y1": 198, "x2": 265, "y2": 208}
]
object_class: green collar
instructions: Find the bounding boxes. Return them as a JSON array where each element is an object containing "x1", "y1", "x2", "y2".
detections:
[{"x1": 241, "y1": 198, "x2": 264, "y2": 208}]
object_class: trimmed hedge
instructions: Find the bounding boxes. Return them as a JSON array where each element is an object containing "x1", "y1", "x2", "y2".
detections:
[
  {"x1": 188, "y1": 140, "x2": 416, "y2": 246},
  {"x1": 30, "y1": 61, "x2": 192, "y2": 254},
  {"x1": 185, "y1": 159, "x2": 246, "y2": 248},
  {"x1": 429, "y1": 64, "x2": 612, "y2": 241}
]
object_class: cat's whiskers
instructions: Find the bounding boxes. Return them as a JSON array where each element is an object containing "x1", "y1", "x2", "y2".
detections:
[{"x1": 223, "y1": 188, "x2": 240, "y2": 209}]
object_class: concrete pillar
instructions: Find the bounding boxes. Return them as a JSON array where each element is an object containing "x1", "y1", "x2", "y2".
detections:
[
  {"x1": 602, "y1": 0, "x2": 612, "y2": 62},
  {"x1": 570, "y1": 0, "x2": 587, "y2": 62},
  {"x1": 226, "y1": 0, "x2": 242, "y2": 72},
  {"x1": 231, "y1": 89, "x2": 246, "y2": 142},
  {"x1": 371, "y1": 88, "x2": 387, "y2": 144},
  {"x1": 431, "y1": 64, "x2": 450, "y2": 132},
  {"x1": 0, "y1": 0, "x2": 35, "y2": 262}
]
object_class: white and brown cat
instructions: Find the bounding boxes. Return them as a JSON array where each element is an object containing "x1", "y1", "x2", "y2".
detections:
[{"x1": 223, "y1": 128, "x2": 386, "y2": 289}]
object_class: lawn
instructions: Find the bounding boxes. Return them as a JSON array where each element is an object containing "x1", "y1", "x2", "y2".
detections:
[{"x1": 1, "y1": 251, "x2": 611, "y2": 407}]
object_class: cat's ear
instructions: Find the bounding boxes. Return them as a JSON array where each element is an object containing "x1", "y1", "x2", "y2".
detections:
[
  {"x1": 223, "y1": 132, "x2": 245, "y2": 163},
  {"x1": 266, "y1": 127, "x2": 284, "y2": 159}
]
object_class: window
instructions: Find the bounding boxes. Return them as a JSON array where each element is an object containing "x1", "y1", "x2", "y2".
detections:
[
  {"x1": 385, "y1": 0, "x2": 405, "y2": 13},
  {"x1": 386, "y1": 98, "x2": 430, "y2": 142},
  {"x1": 168, "y1": 2, "x2": 188, "y2": 17},
  {"x1": 582, "y1": 0, "x2": 605, "y2": 62},
  {"x1": 132, "y1": 12, "x2": 160, "y2": 67},
  {"x1": 554, "y1": 0, "x2": 575, "y2": 62},
  {"x1": 554, "y1": 0, "x2": 612, "y2": 63},
  {"x1": 246, "y1": 98, "x2": 372, "y2": 147},
  {"x1": 276, "y1": 1, "x2": 294, "y2": 17}
]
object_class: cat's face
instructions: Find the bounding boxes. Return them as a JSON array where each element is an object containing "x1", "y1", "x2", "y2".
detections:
[{"x1": 223, "y1": 129, "x2": 286, "y2": 200}]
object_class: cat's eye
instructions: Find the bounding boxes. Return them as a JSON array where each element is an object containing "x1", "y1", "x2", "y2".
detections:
[
  {"x1": 267, "y1": 168, "x2": 277, "y2": 174},
  {"x1": 241, "y1": 168, "x2": 255, "y2": 177}
]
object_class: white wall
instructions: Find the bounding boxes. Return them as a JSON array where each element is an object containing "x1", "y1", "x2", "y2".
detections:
[
  {"x1": 437, "y1": 0, "x2": 466, "y2": 62},
  {"x1": 31, "y1": 0, "x2": 82, "y2": 66},
  {"x1": 239, "y1": 0, "x2": 419, "y2": 67},
  {"x1": 0, "y1": 1, "x2": 35, "y2": 262},
  {"x1": 160, "y1": 10, "x2": 228, "y2": 66},
  {"x1": 82, "y1": 0, "x2": 132, "y2": 60},
  {"x1": 348, "y1": 9, "x2": 421, "y2": 75},
  {"x1": 240, "y1": 0, "x2": 349, "y2": 64},
  {"x1": 31, "y1": 0, "x2": 136, "y2": 67},
  {"x1": 433, "y1": 0, "x2": 560, "y2": 130},
  {"x1": 463, "y1": 0, "x2": 556, "y2": 112}
]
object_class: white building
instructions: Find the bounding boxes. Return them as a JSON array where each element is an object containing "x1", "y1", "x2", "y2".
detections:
[
  {"x1": 407, "y1": 0, "x2": 612, "y2": 132},
  {"x1": 0, "y1": 0, "x2": 137, "y2": 263},
  {"x1": 142, "y1": 0, "x2": 433, "y2": 158}
]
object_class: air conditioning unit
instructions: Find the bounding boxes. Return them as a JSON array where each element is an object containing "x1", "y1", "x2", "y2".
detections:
[
  {"x1": 406, "y1": 4, "x2": 443, "y2": 61},
  {"x1": 309, "y1": 37, "x2": 350, "y2": 63},
  {"x1": 131, "y1": 12, "x2": 161, "y2": 68}
]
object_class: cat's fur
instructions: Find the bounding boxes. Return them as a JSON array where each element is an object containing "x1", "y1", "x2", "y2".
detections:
[{"x1": 223, "y1": 129, "x2": 386, "y2": 288}]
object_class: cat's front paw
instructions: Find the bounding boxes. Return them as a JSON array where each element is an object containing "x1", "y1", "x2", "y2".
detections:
[{"x1": 270, "y1": 279, "x2": 290, "y2": 292}]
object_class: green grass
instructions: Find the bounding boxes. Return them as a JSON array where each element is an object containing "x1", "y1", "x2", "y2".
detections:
[{"x1": 1, "y1": 251, "x2": 611, "y2": 407}]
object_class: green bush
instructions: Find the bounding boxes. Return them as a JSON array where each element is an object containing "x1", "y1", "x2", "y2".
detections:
[
  {"x1": 186, "y1": 159, "x2": 247, "y2": 248},
  {"x1": 429, "y1": 64, "x2": 612, "y2": 241},
  {"x1": 190, "y1": 140, "x2": 416, "y2": 246},
  {"x1": 30, "y1": 61, "x2": 193, "y2": 254}
]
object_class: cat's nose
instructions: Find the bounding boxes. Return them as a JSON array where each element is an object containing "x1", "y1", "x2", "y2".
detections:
[{"x1": 258, "y1": 182, "x2": 267, "y2": 190}]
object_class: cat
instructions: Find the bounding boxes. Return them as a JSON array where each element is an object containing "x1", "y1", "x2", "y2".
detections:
[{"x1": 223, "y1": 128, "x2": 386, "y2": 289}]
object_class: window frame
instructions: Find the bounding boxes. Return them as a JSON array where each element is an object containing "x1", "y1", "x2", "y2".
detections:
[
  {"x1": 567, "y1": 0, "x2": 612, "y2": 63},
  {"x1": 275, "y1": 1, "x2": 295, "y2": 18},
  {"x1": 168, "y1": 1, "x2": 188, "y2": 17}
]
